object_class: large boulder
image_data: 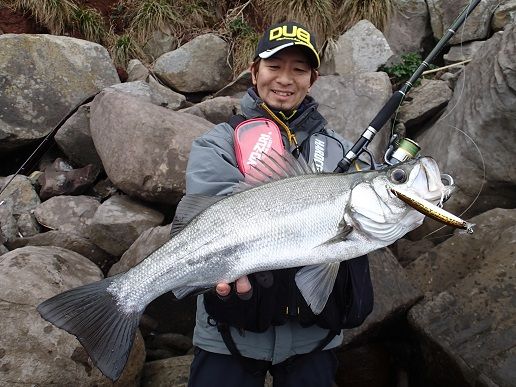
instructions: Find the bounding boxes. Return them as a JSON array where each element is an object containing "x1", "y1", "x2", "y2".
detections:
[
  {"x1": 33, "y1": 195, "x2": 100, "y2": 235},
  {"x1": 54, "y1": 103, "x2": 104, "y2": 170},
  {"x1": 181, "y1": 96, "x2": 241, "y2": 124},
  {"x1": 0, "y1": 34, "x2": 119, "y2": 151},
  {"x1": 384, "y1": 0, "x2": 433, "y2": 57},
  {"x1": 340, "y1": 248, "x2": 423, "y2": 344},
  {"x1": 407, "y1": 209, "x2": 516, "y2": 386},
  {"x1": 427, "y1": 0, "x2": 500, "y2": 44},
  {"x1": 7, "y1": 230, "x2": 113, "y2": 271},
  {"x1": 492, "y1": 0, "x2": 516, "y2": 31},
  {"x1": 87, "y1": 195, "x2": 164, "y2": 257},
  {"x1": 154, "y1": 33, "x2": 233, "y2": 93},
  {"x1": 310, "y1": 73, "x2": 392, "y2": 159},
  {"x1": 405, "y1": 208, "x2": 516, "y2": 295},
  {"x1": 0, "y1": 246, "x2": 144, "y2": 385},
  {"x1": 397, "y1": 79, "x2": 453, "y2": 132},
  {"x1": 90, "y1": 90, "x2": 213, "y2": 204},
  {"x1": 415, "y1": 25, "x2": 516, "y2": 218},
  {"x1": 321, "y1": 20, "x2": 393, "y2": 75}
]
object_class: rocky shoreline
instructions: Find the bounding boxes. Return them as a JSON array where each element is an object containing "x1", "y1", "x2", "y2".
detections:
[{"x1": 1, "y1": 1, "x2": 515, "y2": 386}]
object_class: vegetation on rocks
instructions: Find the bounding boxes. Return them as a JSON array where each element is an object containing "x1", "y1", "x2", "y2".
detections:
[{"x1": 0, "y1": 0, "x2": 393, "y2": 71}]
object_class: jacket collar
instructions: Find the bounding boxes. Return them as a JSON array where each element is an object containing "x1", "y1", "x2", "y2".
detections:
[{"x1": 240, "y1": 88, "x2": 327, "y2": 148}]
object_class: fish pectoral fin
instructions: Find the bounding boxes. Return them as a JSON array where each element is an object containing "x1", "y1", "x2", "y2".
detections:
[
  {"x1": 173, "y1": 286, "x2": 211, "y2": 300},
  {"x1": 171, "y1": 195, "x2": 224, "y2": 237},
  {"x1": 295, "y1": 262, "x2": 340, "y2": 315},
  {"x1": 320, "y1": 223, "x2": 353, "y2": 245}
]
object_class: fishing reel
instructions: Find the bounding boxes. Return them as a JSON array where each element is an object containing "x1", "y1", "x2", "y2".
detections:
[{"x1": 383, "y1": 134, "x2": 421, "y2": 166}]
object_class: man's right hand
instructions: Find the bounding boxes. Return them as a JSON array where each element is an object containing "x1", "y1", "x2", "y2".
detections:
[{"x1": 216, "y1": 276, "x2": 252, "y2": 300}]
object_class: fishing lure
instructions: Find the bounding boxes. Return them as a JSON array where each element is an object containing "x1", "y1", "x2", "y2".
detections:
[{"x1": 390, "y1": 187, "x2": 475, "y2": 234}]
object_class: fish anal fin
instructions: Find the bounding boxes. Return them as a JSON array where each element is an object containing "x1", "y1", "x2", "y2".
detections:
[
  {"x1": 173, "y1": 286, "x2": 211, "y2": 299},
  {"x1": 295, "y1": 262, "x2": 340, "y2": 314}
]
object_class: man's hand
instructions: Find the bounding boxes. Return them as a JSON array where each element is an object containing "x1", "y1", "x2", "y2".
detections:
[{"x1": 216, "y1": 276, "x2": 252, "y2": 300}]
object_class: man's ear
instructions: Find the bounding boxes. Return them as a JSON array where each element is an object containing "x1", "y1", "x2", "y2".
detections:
[
  {"x1": 250, "y1": 61, "x2": 259, "y2": 86},
  {"x1": 309, "y1": 69, "x2": 319, "y2": 88}
]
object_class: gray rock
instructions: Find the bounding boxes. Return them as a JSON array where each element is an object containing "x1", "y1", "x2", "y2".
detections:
[
  {"x1": 16, "y1": 212, "x2": 40, "y2": 237},
  {"x1": 397, "y1": 79, "x2": 453, "y2": 131},
  {"x1": 7, "y1": 230, "x2": 113, "y2": 270},
  {"x1": 0, "y1": 244, "x2": 8, "y2": 255},
  {"x1": 181, "y1": 96, "x2": 241, "y2": 124},
  {"x1": 0, "y1": 175, "x2": 40, "y2": 216},
  {"x1": 443, "y1": 40, "x2": 485, "y2": 64},
  {"x1": 214, "y1": 70, "x2": 252, "y2": 99},
  {"x1": 492, "y1": 0, "x2": 516, "y2": 31},
  {"x1": 108, "y1": 80, "x2": 153, "y2": 101},
  {"x1": 143, "y1": 30, "x2": 178, "y2": 61},
  {"x1": 127, "y1": 59, "x2": 150, "y2": 82},
  {"x1": 55, "y1": 103, "x2": 104, "y2": 170},
  {"x1": 309, "y1": 73, "x2": 392, "y2": 160},
  {"x1": 427, "y1": 0, "x2": 500, "y2": 44},
  {"x1": 145, "y1": 332, "x2": 193, "y2": 359},
  {"x1": 108, "y1": 224, "x2": 171, "y2": 276},
  {"x1": 38, "y1": 159, "x2": 99, "y2": 200},
  {"x1": 407, "y1": 214, "x2": 516, "y2": 386},
  {"x1": 33, "y1": 195, "x2": 100, "y2": 235},
  {"x1": 406, "y1": 208, "x2": 516, "y2": 295},
  {"x1": 148, "y1": 75, "x2": 188, "y2": 110},
  {"x1": 415, "y1": 25, "x2": 516, "y2": 219},
  {"x1": 90, "y1": 90, "x2": 212, "y2": 204},
  {"x1": 384, "y1": 0, "x2": 433, "y2": 56},
  {"x1": 154, "y1": 34, "x2": 233, "y2": 93},
  {"x1": 0, "y1": 34, "x2": 119, "y2": 151},
  {"x1": 392, "y1": 237, "x2": 436, "y2": 267},
  {"x1": 321, "y1": 20, "x2": 393, "y2": 75},
  {"x1": 341, "y1": 248, "x2": 422, "y2": 345},
  {"x1": 0, "y1": 246, "x2": 144, "y2": 385},
  {"x1": 88, "y1": 195, "x2": 164, "y2": 257},
  {"x1": 142, "y1": 355, "x2": 193, "y2": 387},
  {"x1": 0, "y1": 203, "x2": 18, "y2": 243}
]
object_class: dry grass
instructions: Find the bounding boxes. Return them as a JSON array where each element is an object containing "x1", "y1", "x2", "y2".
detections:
[
  {"x1": 7, "y1": 0, "x2": 78, "y2": 34},
  {"x1": 107, "y1": 32, "x2": 147, "y2": 67},
  {"x1": 336, "y1": 0, "x2": 393, "y2": 32},
  {"x1": 72, "y1": 6, "x2": 108, "y2": 43},
  {"x1": 258, "y1": 0, "x2": 334, "y2": 49},
  {"x1": 126, "y1": 0, "x2": 183, "y2": 44}
]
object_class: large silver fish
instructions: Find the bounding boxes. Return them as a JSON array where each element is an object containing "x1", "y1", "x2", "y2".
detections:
[{"x1": 37, "y1": 150, "x2": 454, "y2": 381}]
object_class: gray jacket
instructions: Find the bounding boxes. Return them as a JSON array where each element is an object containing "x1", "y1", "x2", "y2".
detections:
[{"x1": 185, "y1": 90, "x2": 354, "y2": 363}]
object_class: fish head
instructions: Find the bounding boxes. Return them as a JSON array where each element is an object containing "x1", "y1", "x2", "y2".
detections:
[
  {"x1": 349, "y1": 157, "x2": 455, "y2": 242},
  {"x1": 382, "y1": 156, "x2": 453, "y2": 204}
]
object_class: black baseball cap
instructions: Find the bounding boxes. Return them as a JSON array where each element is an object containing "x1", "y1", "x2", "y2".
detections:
[{"x1": 254, "y1": 21, "x2": 320, "y2": 69}]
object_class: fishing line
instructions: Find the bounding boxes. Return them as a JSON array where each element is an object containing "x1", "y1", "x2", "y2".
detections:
[{"x1": 423, "y1": 124, "x2": 486, "y2": 239}]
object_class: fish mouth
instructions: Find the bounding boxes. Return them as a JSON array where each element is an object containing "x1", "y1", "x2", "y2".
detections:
[{"x1": 418, "y1": 158, "x2": 455, "y2": 204}]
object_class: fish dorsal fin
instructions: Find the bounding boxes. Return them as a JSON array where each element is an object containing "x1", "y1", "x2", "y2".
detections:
[
  {"x1": 171, "y1": 195, "x2": 224, "y2": 237},
  {"x1": 232, "y1": 149, "x2": 314, "y2": 194}
]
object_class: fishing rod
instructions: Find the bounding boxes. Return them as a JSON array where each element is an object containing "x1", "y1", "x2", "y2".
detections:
[
  {"x1": 0, "y1": 91, "x2": 100, "y2": 200},
  {"x1": 334, "y1": 0, "x2": 482, "y2": 173}
]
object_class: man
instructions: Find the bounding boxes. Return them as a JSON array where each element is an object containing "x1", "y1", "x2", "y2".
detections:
[{"x1": 185, "y1": 21, "x2": 373, "y2": 387}]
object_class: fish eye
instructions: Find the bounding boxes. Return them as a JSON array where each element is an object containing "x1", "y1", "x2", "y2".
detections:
[{"x1": 390, "y1": 169, "x2": 407, "y2": 184}]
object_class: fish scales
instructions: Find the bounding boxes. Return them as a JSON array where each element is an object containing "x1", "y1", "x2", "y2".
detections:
[{"x1": 109, "y1": 173, "x2": 356, "y2": 312}]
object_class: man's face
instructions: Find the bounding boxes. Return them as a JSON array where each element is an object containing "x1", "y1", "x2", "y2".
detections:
[{"x1": 251, "y1": 46, "x2": 316, "y2": 112}]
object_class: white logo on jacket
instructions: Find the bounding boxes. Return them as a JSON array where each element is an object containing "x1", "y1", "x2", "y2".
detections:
[{"x1": 247, "y1": 132, "x2": 273, "y2": 166}]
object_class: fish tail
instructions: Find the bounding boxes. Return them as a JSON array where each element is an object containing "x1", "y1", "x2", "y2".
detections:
[{"x1": 37, "y1": 277, "x2": 142, "y2": 381}]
